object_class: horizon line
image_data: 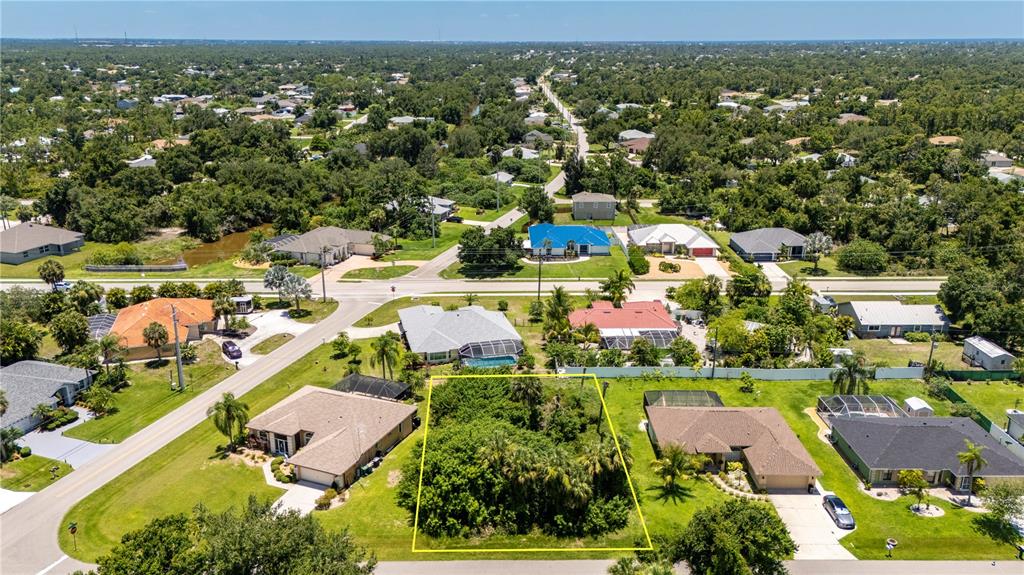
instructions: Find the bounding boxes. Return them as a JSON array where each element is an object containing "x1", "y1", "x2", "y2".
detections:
[{"x1": 4, "y1": 37, "x2": 1022, "y2": 43}]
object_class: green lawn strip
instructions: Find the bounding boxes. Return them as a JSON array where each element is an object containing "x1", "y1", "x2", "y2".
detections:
[
  {"x1": 457, "y1": 202, "x2": 519, "y2": 223},
  {"x1": 553, "y1": 211, "x2": 634, "y2": 226},
  {"x1": 776, "y1": 256, "x2": 856, "y2": 278},
  {"x1": 951, "y1": 381, "x2": 1024, "y2": 427},
  {"x1": 441, "y1": 246, "x2": 629, "y2": 280},
  {"x1": 38, "y1": 332, "x2": 62, "y2": 360},
  {"x1": 605, "y1": 377, "x2": 1015, "y2": 559},
  {"x1": 848, "y1": 339, "x2": 969, "y2": 369},
  {"x1": 58, "y1": 342, "x2": 356, "y2": 562},
  {"x1": 64, "y1": 341, "x2": 234, "y2": 444},
  {"x1": 0, "y1": 455, "x2": 73, "y2": 492},
  {"x1": 250, "y1": 333, "x2": 295, "y2": 355},
  {"x1": 341, "y1": 265, "x2": 417, "y2": 280},
  {"x1": 381, "y1": 223, "x2": 471, "y2": 262},
  {"x1": 632, "y1": 208, "x2": 697, "y2": 225},
  {"x1": 265, "y1": 298, "x2": 338, "y2": 324}
]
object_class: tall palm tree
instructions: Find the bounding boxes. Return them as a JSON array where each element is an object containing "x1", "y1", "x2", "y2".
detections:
[
  {"x1": 97, "y1": 333, "x2": 125, "y2": 374},
  {"x1": 370, "y1": 331, "x2": 401, "y2": 379},
  {"x1": 650, "y1": 444, "x2": 691, "y2": 487},
  {"x1": 206, "y1": 392, "x2": 250, "y2": 450},
  {"x1": 574, "y1": 322, "x2": 601, "y2": 347},
  {"x1": 142, "y1": 322, "x2": 169, "y2": 361},
  {"x1": 0, "y1": 427, "x2": 23, "y2": 466},
  {"x1": 830, "y1": 351, "x2": 874, "y2": 395},
  {"x1": 957, "y1": 440, "x2": 988, "y2": 505},
  {"x1": 577, "y1": 441, "x2": 611, "y2": 479},
  {"x1": 509, "y1": 377, "x2": 543, "y2": 408},
  {"x1": 213, "y1": 296, "x2": 236, "y2": 331},
  {"x1": 601, "y1": 269, "x2": 636, "y2": 307},
  {"x1": 544, "y1": 286, "x2": 574, "y2": 325}
]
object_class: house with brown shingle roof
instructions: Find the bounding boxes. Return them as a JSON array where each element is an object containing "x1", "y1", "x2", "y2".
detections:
[
  {"x1": 246, "y1": 386, "x2": 417, "y2": 488},
  {"x1": 645, "y1": 405, "x2": 821, "y2": 491},
  {"x1": 110, "y1": 298, "x2": 216, "y2": 361}
]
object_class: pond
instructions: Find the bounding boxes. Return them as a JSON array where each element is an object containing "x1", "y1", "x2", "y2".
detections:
[{"x1": 159, "y1": 225, "x2": 270, "y2": 267}]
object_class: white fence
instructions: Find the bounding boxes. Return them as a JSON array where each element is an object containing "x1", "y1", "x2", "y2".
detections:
[{"x1": 561, "y1": 366, "x2": 925, "y2": 381}]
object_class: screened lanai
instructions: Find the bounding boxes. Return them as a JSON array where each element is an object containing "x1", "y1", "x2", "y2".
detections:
[{"x1": 817, "y1": 395, "x2": 907, "y2": 419}]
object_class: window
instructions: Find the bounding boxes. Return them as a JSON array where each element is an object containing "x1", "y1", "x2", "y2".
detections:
[
  {"x1": 867, "y1": 325, "x2": 880, "y2": 331},
  {"x1": 882, "y1": 470, "x2": 893, "y2": 481},
  {"x1": 303, "y1": 431, "x2": 314, "y2": 445},
  {"x1": 428, "y1": 351, "x2": 448, "y2": 361},
  {"x1": 258, "y1": 430, "x2": 268, "y2": 441}
]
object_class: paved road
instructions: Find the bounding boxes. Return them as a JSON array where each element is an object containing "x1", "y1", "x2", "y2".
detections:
[
  {"x1": 404, "y1": 208, "x2": 526, "y2": 280},
  {"x1": 0, "y1": 300, "x2": 380, "y2": 575},
  {"x1": 540, "y1": 73, "x2": 589, "y2": 159}
]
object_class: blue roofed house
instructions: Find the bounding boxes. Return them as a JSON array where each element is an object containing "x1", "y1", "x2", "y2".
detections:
[{"x1": 525, "y1": 223, "x2": 612, "y2": 258}]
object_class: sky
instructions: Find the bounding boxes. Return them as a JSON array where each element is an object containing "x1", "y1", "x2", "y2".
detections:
[{"x1": 2, "y1": 1, "x2": 1022, "y2": 42}]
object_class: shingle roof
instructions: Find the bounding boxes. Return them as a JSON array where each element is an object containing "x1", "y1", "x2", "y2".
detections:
[
  {"x1": 110, "y1": 298, "x2": 215, "y2": 348},
  {"x1": 569, "y1": 301, "x2": 676, "y2": 331},
  {"x1": 646, "y1": 406, "x2": 821, "y2": 479},
  {"x1": 571, "y1": 192, "x2": 616, "y2": 203},
  {"x1": 527, "y1": 223, "x2": 611, "y2": 249},
  {"x1": 0, "y1": 223, "x2": 83, "y2": 253},
  {"x1": 729, "y1": 227, "x2": 806, "y2": 255},
  {"x1": 838, "y1": 301, "x2": 948, "y2": 327},
  {"x1": 831, "y1": 416, "x2": 1024, "y2": 477},
  {"x1": 247, "y1": 386, "x2": 415, "y2": 476},
  {"x1": 618, "y1": 129, "x2": 655, "y2": 141},
  {"x1": 0, "y1": 361, "x2": 93, "y2": 429},
  {"x1": 628, "y1": 224, "x2": 718, "y2": 251},
  {"x1": 398, "y1": 305, "x2": 521, "y2": 355},
  {"x1": 268, "y1": 226, "x2": 389, "y2": 256}
]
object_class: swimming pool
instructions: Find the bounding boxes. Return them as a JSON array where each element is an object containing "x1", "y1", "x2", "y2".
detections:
[{"x1": 462, "y1": 356, "x2": 518, "y2": 368}]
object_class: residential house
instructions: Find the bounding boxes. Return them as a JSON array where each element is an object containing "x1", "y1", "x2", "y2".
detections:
[
  {"x1": 617, "y1": 129, "x2": 655, "y2": 142},
  {"x1": 110, "y1": 298, "x2": 217, "y2": 361},
  {"x1": 569, "y1": 301, "x2": 679, "y2": 349},
  {"x1": 524, "y1": 112, "x2": 548, "y2": 127},
  {"x1": 427, "y1": 196, "x2": 457, "y2": 219},
  {"x1": 246, "y1": 386, "x2": 416, "y2": 488},
  {"x1": 829, "y1": 416, "x2": 1024, "y2": 491},
  {"x1": 961, "y1": 336, "x2": 1016, "y2": 371},
  {"x1": 837, "y1": 152, "x2": 857, "y2": 167},
  {"x1": 389, "y1": 115, "x2": 434, "y2": 127},
  {"x1": 980, "y1": 151, "x2": 1013, "y2": 168},
  {"x1": 267, "y1": 226, "x2": 390, "y2": 265},
  {"x1": 1007, "y1": 411, "x2": 1024, "y2": 443},
  {"x1": 487, "y1": 171, "x2": 515, "y2": 185},
  {"x1": 398, "y1": 305, "x2": 524, "y2": 366},
  {"x1": 502, "y1": 147, "x2": 539, "y2": 160},
  {"x1": 116, "y1": 98, "x2": 138, "y2": 110},
  {"x1": 627, "y1": 224, "x2": 719, "y2": 257},
  {"x1": 525, "y1": 223, "x2": 612, "y2": 257},
  {"x1": 126, "y1": 155, "x2": 156, "y2": 168},
  {"x1": 835, "y1": 301, "x2": 949, "y2": 339},
  {"x1": 0, "y1": 223, "x2": 85, "y2": 264},
  {"x1": 0, "y1": 361, "x2": 95, "y2": 433},
  {"x1": 620, "y1": 138, "x2": 652, "y2": 155},
  {"x1": 331, "y1": 373, "x2": 411, "y2": 401},
  {"x1": 646, "y1": 406, "x2": 822, "y2": 491},
  {"x1": 571, "y1": 192, "x2": 617, "y2": 221},
  {"x1": 728, "y1": 227, "x2": 807, "y2": 262},
  {"x1": 523, "y1": 130, "x2": 554, "y2": 148}
]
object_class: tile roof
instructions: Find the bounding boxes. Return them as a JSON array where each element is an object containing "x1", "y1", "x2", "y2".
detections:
[
  {"x1": 110, "y1": 298, "x2": 214, "y2": 348},
  {"x1": 0, "y1": 223, "x2": 83, "y2": 253},
  {"x1": 527, "y1": 223, "x2": 611, "y2": 249},
  {"x1": 646, "y1": 406, "x2": 821, "y2": 479},
  {"x1": 398, "y1": 305, "x2": 521, "y2": 355},
  {"x1": 569, "y1": 301, "x2": 676, "y2": 330},
  {"x1": 831, "y1": 416, "x2": 1024, "y2": 477},
  {"x1": 247, "y1": 386, "x2": 416, "y2": 476}
]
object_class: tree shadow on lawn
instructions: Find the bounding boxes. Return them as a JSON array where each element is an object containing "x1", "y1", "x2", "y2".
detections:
[
  {"x1": 793, "y1": 265, "x2": 830, "y2": 277},
  {"x1": 144, "y1": 359, "x2": 170, "y2": 369},
  {"x1": 288, "y1": 308, "x2": 311, "y2": 320},
  {"x1": 972, "y1": 513, "x2": 1023, "y2": 546},
  {"x1": 647, "y1": 482, "x2": 694, "y2": 505},
  {"x1": 264, "y1": 300, "x2": 291, "y2": 311},
  {"x1": 458, "y1": 264, "x2": 524, "y2": 279}
]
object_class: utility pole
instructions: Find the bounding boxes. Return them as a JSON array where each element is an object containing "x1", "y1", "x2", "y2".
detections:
[
  {"x1": 710, "y1": 327, "x2": 719, "y2": 379},
  {"x1": 536, "y1": 239, "x2": 550, "y2": 303},
  {"x1": 170, "y1": 305, "x2": 185, "y2": 391},
  {"x1": 319, "y1": 246, "x2": 330, "y2": 303},
  {"x1": 926, "y1": 331, "x2": 936, "y2": 379},
  {"x1": 431, "y1": 212, "x2": 436, "y2": 249}
]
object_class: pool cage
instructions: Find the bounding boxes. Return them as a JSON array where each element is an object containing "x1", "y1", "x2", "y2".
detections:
[
  {"x1": 816, "y1": 395, "x2": 906, "y2": 419},
  {"x1": 458, "y1": 339, "x2": 524, "y2": 361},
  {"x1": 601, "y1": 329, "x2": 679, "y2": 350},
  {"x1": 644, "y1": 389, "x2": 724, "y2": 408}
]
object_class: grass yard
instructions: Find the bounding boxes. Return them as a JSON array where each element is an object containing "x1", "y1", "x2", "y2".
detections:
[
  {"x1": 58, "y1": 341, "x2": 360, "y2": 562},
  {"x1": 456, "y1": 202, "x2": 519, "y2": 223},
  {"x1": 341, "y1": 265, "x2": 417, "y2": 281},
  {"x1": 64, "y1": 340, "x2": 234, "y2": 444},
  {"x1": 250, "y1": 333, "x2": 295, "y2": 355},
  {"x1": 262, "y1": 298, "x2": 338, "y2": 324},
  {"x1": 0, "y1": 455, "x2": 73, "y2": 492},
  {"x1": 380, "y1": 223, "x2": 471, "y2": 262},
  {"x1": 553, "y1": 210, "x2": 635, "y2": 226},
  {"x1": 441, "y1": 246, "x2": 629, "y2": 280},
  {"x1": 951, "y1": 380, "x2": 1024, "y2": 427},
  {"x1": 776, "y1": 256, "x2": 855, "y2": 278},
  {"x1": 632, "y1": 207, "x2": 697, "y2": 225},
  {"x1": 829, "y1": 294, "x2": 941, "y2": 305},
  {"x1": 848, "y1": 339, "x2": 970, "y2": 369}
]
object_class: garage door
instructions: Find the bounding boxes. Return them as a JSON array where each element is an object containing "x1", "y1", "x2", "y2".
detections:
[
  {"x1": 753, "y1": 253, "x2": 774, "y2": 262},
  {"x1": 692, "y1": 248, "x2": 715, "y2": 257}
]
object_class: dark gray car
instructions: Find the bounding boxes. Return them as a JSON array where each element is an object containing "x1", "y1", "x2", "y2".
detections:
[{"x1": 823, "y1": 494, "x2": 856, "y2": 530}]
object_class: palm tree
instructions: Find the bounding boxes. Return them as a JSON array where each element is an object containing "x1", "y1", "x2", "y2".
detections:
[
  {"x1": 650, "y1": 444, "x2": 691, "y2": 487},
  {"x1": 464, "y1": 293, "x2": 479, "y2": 306},
  {"x1": 207, "y1": 392, "x2": 250, "y2": 450},
  {"x1": 544, "y1": 286, "x2": 575, "y2": 324},
  {"x1": 213, "y1": 296, "x2": 236, "y2": 331},
  {"x1": 142, "y1": 321, "x2": 169, "y2": 361},
  {"x1": 957, "y1": 440, "x2": 988, "y2": 505},
  {"x1": 601, "y1": 269, "x2": 635, "y2": 307},
  {"x1": 32, "y1": 403, "x2": 54, "y2": 426},
  {"x1": 509, "y1": 377, "x2": 543, "y2": 408},
  {"x1": 369, "y1": 331, "x2": 401, "y2": 379},
  {"x1": 97, "y1": 333, "x2": 125, "y2": 374},
  {"x1": 0, "y1": 389, "x2": 7, "y2": 417},
  {"x1": 478, "y1": 430, "x2": 512, "y2": 471},
  {"x1": 574, "y1": 322, "x2": 601, "y2": 347},
  {"x1": 0, "y1": 427, "x2": 23, "y2": 466},
  {"x1": 37, "y1": 260, "x2": 65, "y2": 291},
  {"x1": 544, "y1": 317, "x2": 573, "y2": 343},
  {"x1": 830, "y1": 351, "x2": 874, "y2": 395}
]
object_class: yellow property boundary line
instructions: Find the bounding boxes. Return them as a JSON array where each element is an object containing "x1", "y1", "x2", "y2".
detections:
[{"x1": 411, "y1": 373, "x2": 654, "y2": 553}]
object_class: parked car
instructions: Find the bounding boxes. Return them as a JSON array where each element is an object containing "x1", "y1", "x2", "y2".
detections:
[
  {"x1": 222, "y1": 340, "x2": 242, "y2": 360},
  {"x1": 823, "y1": 494, "x2": 856, "y2": 529},
  {"x1": 53, "y1": 281, "x2": 74, "y2": 292},
  {"x1": 447, "y1": 215, "x2": 464, "y2": 223}
]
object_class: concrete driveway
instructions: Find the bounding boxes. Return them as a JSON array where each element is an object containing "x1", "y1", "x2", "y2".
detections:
[
  {"x1": 20, "y1": 407, "x2": 117, "y2": 469},
  {"x1": 760, "y1": 262, "x2": 792, "y2": 290},
  {"x1": 770, "y1": 489, "x2": 856, "y2": 560},
  {"x1": 694, "y1": 257, "x2": 730, "y2": 281}
]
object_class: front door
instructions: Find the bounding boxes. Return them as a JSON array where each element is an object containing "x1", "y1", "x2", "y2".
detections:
[
  {"x1": 889, "y1": 326, "x2": 902, "y2": 337},
  {"x1": 579, "y1": 244, "x2": 589, "y2": 255},
  {"x1": 958, "y1": 475, "x2": 972, "y2": 491},
  {"x1": 274, "y1": 436, "x2": 289, "y2": 455}
]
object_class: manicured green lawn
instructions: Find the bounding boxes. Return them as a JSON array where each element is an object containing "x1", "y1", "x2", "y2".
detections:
[
  {"x1": 263, "y1": 298, "x2": 338, "y2": 324},
  {"x1": 441, "y1": 246, "x2": 629, "y2": 280},
  {"x1": 456, "y1": 202, "x2": 519, "y2": 223},
  {"x1": 0, "y1": 455, "x2": 73, "y2": 492},
  {"x1": 952, "y1": 380, "x2": 1024, "y2": 427},
  {"x1": 632, "y1": 207, "x2": 697, "y2": 225},
  {"x1": 341, "y1": 265, "x2": 417, "y2": 280},
  {"x1": 64, "y1": 341, "x2": 234, "y2": 444},
  {"x1": 777, "y1": 256, "x2": 855, "y2": 278},
  {"x1": 59, "y1": 342, "x2": 354, "y2": 562},
  {"x1": 250, "y1": 333, "x2": 295, "y2": 355},
  {"x1": 848, "y1": 339, "x2": 970, "y2": 369},
  {"x1": 553, "y1": 211, "x2": 635, "y2": 226},
  {"x1": 380, "y1": 223, "x2": 471, "y2": 262}
]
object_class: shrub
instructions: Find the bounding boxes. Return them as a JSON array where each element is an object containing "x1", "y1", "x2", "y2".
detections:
[
  {"x1": 517, "y1": 352, "x2": 536, "y2": 369},
  {"x1": 528, "y1": 300, "x2": 544, "y2": 322},
  {"x1": 726, "y1": 461, "x2": 744, "y2": 473},
  {"x1": 658, "y1": 261, "x2": 681, "y2": 273},
  {"x1": 903, "y1": 331, "x2": 931, "y2": 343},
  {"x1": 836, "y1": 239, "x2": 889, "y2": 274},
  {"x1": 315, "y1": 488, "x2": 338, "y2": 510},
  {"x1": 739, "y1": 372, "x2": 757, "y2": 394},
  {"x1": 271, "y1": 456, "x2": 284, "y2": 472},
  {"x1": 19, "y1": 446, "x2": 32, "y2": 458},
  {"x1": 497, "y1": 300, "x2": 509, "y2": 311},
  {"x1": 627, "y1": 245, "x2": 649, "y2": 275},
  {"x1": 43, "y1": 407, "x2": 79, "y2": 431},
  {"x1": 951, "y1": 402, "x2": 978, "y2": 419}
]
